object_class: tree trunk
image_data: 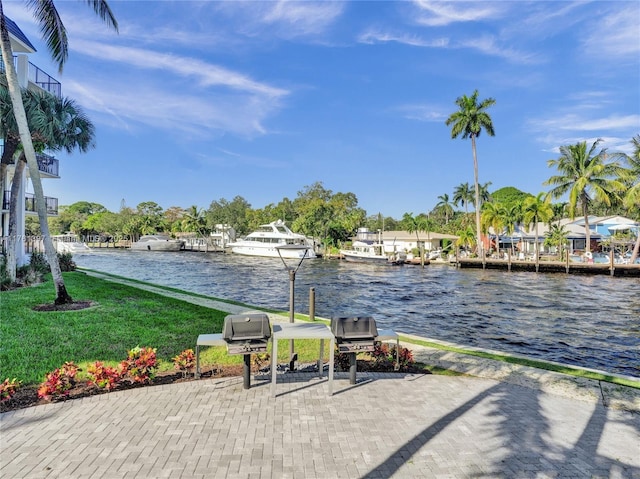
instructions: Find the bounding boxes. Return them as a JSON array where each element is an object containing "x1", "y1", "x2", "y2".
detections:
[
  {"x1": 0, "y1": 11, "x2": 72, "y2": 304},
  {"x1": 582, "y1": 195, "x2": 591, "y2": 254},
  {"x1": 6, "y1": 155, "x2": 27, "y2": 282},
  {"x1": 471, "y1": 134, "x2": 484, "y2": 263}
]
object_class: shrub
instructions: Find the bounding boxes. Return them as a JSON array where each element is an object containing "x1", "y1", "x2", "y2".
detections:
[
  {"x1": 173, "y1": 349, "x2": 196, "y2": 378},
  {"x1": 37, "y1": 362, "x2": 80, "y2": 401},
  {"x1": 1, "y1": 378, "x2": 20, "y2": 402},
  {"x1": 334, "y1": 347, "x2": 352, "y2": 371},
  {"x1": 121, "y1": 346, "x2": 158, "y2": 383},
  {"x1": 87, "y1": 361, "x2": 122, "y2": 390},
  {"x1": 370, "y1": 342, "x2": 415, "y2": 370},
  {"x1": 57, "y1": 253, "x2": 76, "y2": 272},
  {"x1": 29, "y1": 252, "x2": 50, "y2": 274}
]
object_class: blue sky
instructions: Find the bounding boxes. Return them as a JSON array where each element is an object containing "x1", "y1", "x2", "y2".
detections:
[{"x1": 5, "y1": 1, "x2": 639, "y2": 219}]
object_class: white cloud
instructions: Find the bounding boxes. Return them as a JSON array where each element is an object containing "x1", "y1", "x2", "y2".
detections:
[
  {"x1": 581, "y1": 5, "x2": 640, "y2": 59},
  {"x1": 532, "y1": 114, "x2": 640, "y2": 132},
  {"x1": 397, "y1": 104, "x2": 447, "y2": 122},
  {"x1": 358, "y1": 29, "x2": 449, "y2": 48},
  {"x1": 412, "y1": 0, "x2": 504, "y2": 27},
  {"x1": 71, "y1": 40, "x2": 288, "y2": 99},
  {"x1": 215, "y1": 0, "x2": 344, "y2": 39}
]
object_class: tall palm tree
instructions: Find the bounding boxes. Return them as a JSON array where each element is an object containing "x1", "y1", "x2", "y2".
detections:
[
  {"x1": 522, "y1": 193, "x2": 553, "y2": 271},
  {"x1": 452, "y1": 182, "x2": 474, "y2": 215},
  {"x1": 0, "y1": 1, "x2": 117, "y2": 304},
  {"x1": 544, "y1": 139, "x2": 628, "y2": 254},
  {"x1": 435, "y1": 193, "x2": 454, "y2": 224},
  {"x1": 446, "y1": 90, "x2": 496, "y2": 260}
]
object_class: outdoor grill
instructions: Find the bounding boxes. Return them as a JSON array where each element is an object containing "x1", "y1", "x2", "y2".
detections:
[
  {"x1": 222, "y1": 313, "x2": 271, "y2": 389},
  {"x1": 331, "y1": 316, "x2": 378, "y2": 384}
]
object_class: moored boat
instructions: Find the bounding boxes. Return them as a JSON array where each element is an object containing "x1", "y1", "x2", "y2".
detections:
[
  {"x1": 227, "y1": 220, "x2": 316, "y2": 259},
  {"x1": 340, "y1": 241, "x2": 406, "y2": 265},
  {"x1": 131, "y1": 234, "x2": 184, "y2": 252}
]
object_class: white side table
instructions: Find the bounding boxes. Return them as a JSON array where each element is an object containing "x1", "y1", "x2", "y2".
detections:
[
  {"x1": 271, "y1": 323, "x2": 335, "y2": 396},
  {"x1": 195, "y1": 333, "x2": 226, "y2": 378}
]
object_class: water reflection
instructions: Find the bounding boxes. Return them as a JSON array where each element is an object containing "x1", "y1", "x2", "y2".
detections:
[{"x1": 75, "y1": 250, "x2": 640, "y2": 378}]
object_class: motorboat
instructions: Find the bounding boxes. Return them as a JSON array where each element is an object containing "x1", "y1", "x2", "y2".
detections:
[
  {"x1": 227, "y1": 220, "x2": 316, "y2": 259},
  {"x1": 51, "y1": 235, "x2": 92, "y2": 254},
  {"x1": 131, "y1": 234, "x2": 184, "y2": 252},
  {"x1": 340, "y1": 241, "x2": 406, "y2": 265}
]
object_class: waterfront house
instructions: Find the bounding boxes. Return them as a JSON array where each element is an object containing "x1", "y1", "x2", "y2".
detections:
[
  {"x1": 1, "y1": 16, "x2": 62, "y2": 266},
  {"x1": 352, "y1": 228, "x2": 459, "y2": 255}
]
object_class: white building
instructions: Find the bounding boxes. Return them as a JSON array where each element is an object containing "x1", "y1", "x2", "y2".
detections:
[{"x1": 1, "y1": 16, "x2": 61, "y2": 265}]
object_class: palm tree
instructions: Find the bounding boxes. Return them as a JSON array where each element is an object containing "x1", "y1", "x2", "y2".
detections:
[
  {"x1": 455, "y1": 226, "x2": 476, "y2": 253},
  {"x1": 480, "y1": 202, "x2": 504, "y2": 256},
  {"x1": 544, "y1": 139, "x2": 628, "y2": 254},
  {"x1": 522, "y1": 193, "x2": 553, "y2": 271},
  {"x1": 623, "y1": 135, "x2": 640, "y2": 263},
  {"x1": 435, "y1": 193, "x2": 454, "y2": 224},
  {"x1": 402, "y1": 212, "x2": 429, "y2": 268},
  {"x1": 2, "y1": 88, "x2": 95, "y2": 281},
  {"x1": 545, "y1": 224, "x2": 570, "y2": 260},
  {"x1": 0, "y1": 1, "x2": 117, "y2": 304},
  {"x1": 453, "y1": 182, "x2": 474, "y2": 215},
  {"x1": 473, "y1": 181, "x2": 493, "y2": 207},
  {"x1": 182, "y1": 205, "x2": 207, "y2": 237},
  {"x1": 446, "y1": 90, "x2": 496, "y2": 260}
]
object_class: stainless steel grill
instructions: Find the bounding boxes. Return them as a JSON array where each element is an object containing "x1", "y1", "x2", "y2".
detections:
[
  {"x1": 222, "y1": 313, "x2": 271, "y2": 388},
  {"x1": 331, "y1": 316, "x2": 378, "y2": 384},
  {"x1": 331, "y1": 316, "x2": 378, "y2": 353}
]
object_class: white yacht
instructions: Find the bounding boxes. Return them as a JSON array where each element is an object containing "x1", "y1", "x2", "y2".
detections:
[
  {"x1": 340, "y1": 241, "x2": 405, "y2": 265},
  {"x1": 131, "y1": 234, "x2": 184, "y2": 252},
  {"x1": 227, "y1": 220, "x2": 316, "y2": 259}
]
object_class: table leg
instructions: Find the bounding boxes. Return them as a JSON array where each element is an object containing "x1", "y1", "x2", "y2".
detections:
[
  {"x1": 328, "y1": 338, "x2": 334, "y2": 395},
  {"x1": 318, "y1": 339, "x2": 324, "y2": 377},
  {"x1": 395, "y1": 338, "x2": 400, "y2": 371},
  {"x1": 271, "y1": 338, "x2": 278, "y2": 396},
  {"x1": 195, "y1": 344, "x2": 200, "y2": 379}
]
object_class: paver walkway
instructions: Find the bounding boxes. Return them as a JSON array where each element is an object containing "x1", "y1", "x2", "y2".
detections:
[
  {"x1": 1, "y1": 271, "x2": 638, "y2": 478},
  {"x1": 1, "y1": 372, "x2": 639, "y2": 478}
]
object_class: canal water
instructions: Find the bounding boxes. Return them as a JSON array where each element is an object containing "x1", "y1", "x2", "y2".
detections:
[{"x1": 74, "y1": 250, "x2": 640, "y2": 378}]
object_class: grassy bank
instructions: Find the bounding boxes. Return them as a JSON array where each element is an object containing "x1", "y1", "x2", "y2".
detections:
[{"x1": 0, "y1": 272, "x2": 333, "y2": 385}]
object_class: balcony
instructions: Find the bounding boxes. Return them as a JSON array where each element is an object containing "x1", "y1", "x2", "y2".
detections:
[
  {"x1": 36, "y1": 152, "x2": 59, "y2": 177},
  {"x1": 0, "y1": 55, "x2": 61, "y2": 98},
  {"x1": 3, "y1": 191, "x2": 58, "y2": 216}
]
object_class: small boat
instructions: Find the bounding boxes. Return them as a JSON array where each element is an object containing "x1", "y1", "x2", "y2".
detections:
[
  {"x1": 131, "y1": 234, "x2": 184, "y2": 252},
  {"x1": 52, "y1": 234, "x2": 92, "y2": 254},
  {"x1": 340, "y1": 241, "x2": 406, "y2": 265},
  {"x1": 227, "y1": 220, "x2": 317, "y2": 259}
]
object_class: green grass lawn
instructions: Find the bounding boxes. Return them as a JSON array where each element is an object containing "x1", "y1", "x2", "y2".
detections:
[{"x1": 0, "y1": 272, "x2": 333, "y2": 385}]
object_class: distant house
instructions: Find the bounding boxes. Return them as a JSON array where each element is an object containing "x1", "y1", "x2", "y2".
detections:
[
  {"x1": 351, "y1": 228, "x2": 458, "y2": 254},
  {"x1": 1, "y1": 16, "x2": 62, "y2": 265},
  {"x1": 490, "y1": 215, "x2": 639, "y2": 255}
]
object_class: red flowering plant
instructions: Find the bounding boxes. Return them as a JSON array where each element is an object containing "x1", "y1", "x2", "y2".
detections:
[
  {"x1": 121, "y1": 346, "x2": 158, "y2": 384},
  {"x1": 370, "y1": 343, "x2": 415, "y2": 371},
  {"x1": 1, "y1": 378, "x2": 20, "y2": 402},
  {"x1": 37, "y1": 361, "x2": 80, "y2": 401},
  {"x1": 173, "y1": 349, "x2": 196, "y2": 378},
  {"x1": 87, "y1": 361, "x2": 122, "y2": 390}
]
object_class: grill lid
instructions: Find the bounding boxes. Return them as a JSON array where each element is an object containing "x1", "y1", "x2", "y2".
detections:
[
  {"x1": 222, "y1": 313, "x2": 271, "y2": 342},
  {"x1": 331, "y1": 316, "x2": 378, "y2": 340}
]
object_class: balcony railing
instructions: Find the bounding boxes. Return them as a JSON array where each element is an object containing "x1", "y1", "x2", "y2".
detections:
[
  {"x1": 36, "y1": 152, "x2": 59, "y2": 176},
  {"x1": 0, "y1": 55, "x2": 61, "y2": 98},
  {"x1": 28, "y1": 61, "x2": 61, "y2": 98},
  {"x1": 3, "y1": 191, "x2": 58, "y2": 215}
]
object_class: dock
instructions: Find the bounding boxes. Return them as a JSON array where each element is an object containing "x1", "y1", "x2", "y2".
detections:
[{"x1": 456, "y1": 258, "x2": 640, "y2": 277}]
